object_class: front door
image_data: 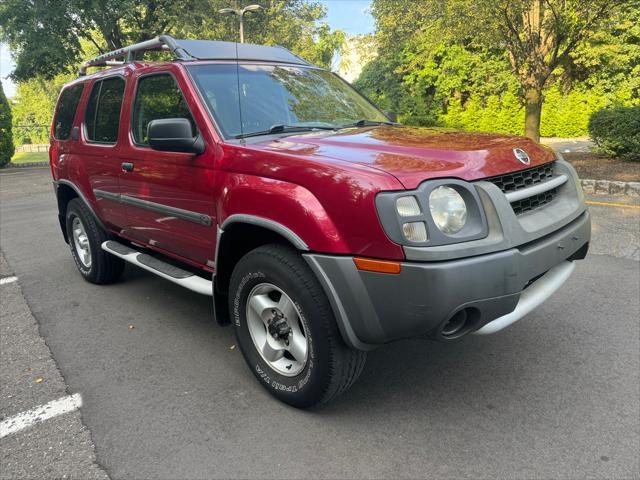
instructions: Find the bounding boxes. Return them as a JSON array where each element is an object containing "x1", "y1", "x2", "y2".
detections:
[{"x1": 118, "y1": 70, "x2": 217, "y2": 267}]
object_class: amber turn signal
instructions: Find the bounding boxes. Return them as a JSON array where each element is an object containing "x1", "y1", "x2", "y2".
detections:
[{"x1": 353, "y1": 257, "x2": 402, "y2": 274}]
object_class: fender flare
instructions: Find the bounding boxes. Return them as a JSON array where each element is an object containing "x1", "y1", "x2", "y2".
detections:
[
  {"x1": 54, "y1": 179, "x2": 107, "y2": 231},
  {"x1": 219, "y1": 214, "x2": 309, "y2": 253}
]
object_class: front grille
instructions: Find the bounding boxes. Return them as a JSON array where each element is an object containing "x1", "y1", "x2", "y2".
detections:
[
  {"x1": 487, "y1": 162, "x2": 559, "y2": 215},
  {"x1": 489, "y1": 162, "x2": 555, "y2": 193},
  {"x1": 510, "y1": 187, "x2": 559, "y2": 215}
]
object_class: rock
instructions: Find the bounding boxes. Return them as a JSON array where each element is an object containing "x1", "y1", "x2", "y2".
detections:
[
  {"x1": 581, "y1": 179, "x2": 596, "y2": 194},
  {"x1": 595, "y1": 180, "x2": 610, "y2": 194},
  {"x1": 609, "y1": 181, "x2": 626, "y2": 196},
  {"x1": 625, "y1": 182, "x2": 640, "y2": 197}
]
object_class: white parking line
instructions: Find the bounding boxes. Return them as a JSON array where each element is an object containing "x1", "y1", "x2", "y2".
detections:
[
  {"x1": 0, "y1": 393, "x2": 83, "y2": 438},
  {"x1": 0, "y1": 276, "x2": 18, "y2": 285}
]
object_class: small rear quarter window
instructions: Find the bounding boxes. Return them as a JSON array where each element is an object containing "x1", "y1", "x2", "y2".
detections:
[{"x1": 53, "y1": 83, "x2": 85, "y2": 140}]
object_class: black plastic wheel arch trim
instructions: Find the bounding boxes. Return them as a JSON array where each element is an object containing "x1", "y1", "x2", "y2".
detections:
[{"x1": 54, "y1": 180, "x2": 108, "y2": 231}]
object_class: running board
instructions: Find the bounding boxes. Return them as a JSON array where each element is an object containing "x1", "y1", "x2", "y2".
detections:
[{"x1": 101, "y1": 241, "x2": 212, "y2": 296}]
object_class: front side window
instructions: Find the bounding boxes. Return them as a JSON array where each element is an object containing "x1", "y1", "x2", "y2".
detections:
[
  {"x1": 85, "y1": 77, "x2": 126, "y2": 143},
  {"x1": 187, "y1": 64, "x2": 389, "y2": 138},
  {"x1": 132, "y1": 74, "x2": 196, "y2": 145},
  {"x1": 53, "y1": 83, "x2": 85, "y2": 140}
]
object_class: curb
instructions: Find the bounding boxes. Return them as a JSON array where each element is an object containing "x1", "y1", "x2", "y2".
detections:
[
  {"x1": 3, "y1": 162, "x2": 50, "y2": 169},
  {"x1": 580, "y1": 179, "x2": 640, "y2": 197}
]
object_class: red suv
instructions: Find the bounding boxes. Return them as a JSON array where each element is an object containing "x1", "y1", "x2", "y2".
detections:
[{"x1": 50, "y1": 36, "x2": 590, "y2": 407}]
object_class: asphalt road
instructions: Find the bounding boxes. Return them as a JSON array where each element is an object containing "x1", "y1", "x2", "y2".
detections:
[
  {"x1": 1, "y1": 253, "x2": 108, "y2": 479},
  {"x1": 1, "y1": 166, "x2": 639, "y2": 479}
]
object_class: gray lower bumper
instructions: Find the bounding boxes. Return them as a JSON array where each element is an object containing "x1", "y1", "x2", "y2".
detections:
[{"x1": 304, "y1": 210, "x2": 591, "y2": 350}]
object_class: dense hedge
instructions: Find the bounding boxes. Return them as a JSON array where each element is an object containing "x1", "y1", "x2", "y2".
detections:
[
  {"x1": 588, "y1": 106, "x2": 640, "y2": 161},
  {"x1": 397, "y1": 85, "x2": 627, "y2": 138},
  {"x1": 0, "y1": 81, "x2": 15, "y2": 167}
]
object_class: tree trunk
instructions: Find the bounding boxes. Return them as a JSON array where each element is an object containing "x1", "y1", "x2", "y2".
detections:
[{"x1": 524, "y1": 86, "x2": 543, "y2": 142}]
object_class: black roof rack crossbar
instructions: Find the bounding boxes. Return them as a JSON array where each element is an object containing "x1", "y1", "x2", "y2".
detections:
[{"x1": 79, "y1": 35, "x2": 191, "y2": 76}]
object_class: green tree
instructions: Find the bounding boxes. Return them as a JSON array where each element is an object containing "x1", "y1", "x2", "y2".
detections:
[
  {"x1": 11, "y1": 73, "x2": 75, "y2": 145},
  {"x1": 368, "y1": 0, "x2": 632, "y2": 140},
  {"x1": 0, "y1": 0, "x2": 344, "y2": 80},
  {"x1": 0, "y1": 0, "x2": 189, "y2": 80},
  {"x1": 3, "y1": 1, "x2": 345, "y2": 146},
  {"x1": 211, "y1": 1, "x2": 344, "y2": 68},
  {"x1": 0, "y1": 81, "x2": 15, "y2": 167}
]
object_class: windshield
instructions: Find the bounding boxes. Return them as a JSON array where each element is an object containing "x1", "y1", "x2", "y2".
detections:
[{"x1": 187, "y1": 64, "x2": 389, "y2": 138}]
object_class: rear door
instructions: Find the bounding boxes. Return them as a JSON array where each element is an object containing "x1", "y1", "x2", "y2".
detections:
[
  {"x1": 77, "y1": 75, "x2": 128, "y2": 229},
  {"x1": 50, "y1": 83, "x2": 85, "y2": 180},
  {"x1": 117, "y1": 67, "x2": 217, "y2": 267}
]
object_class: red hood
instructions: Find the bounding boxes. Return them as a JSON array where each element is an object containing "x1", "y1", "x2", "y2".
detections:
[{"x1": 251, "y1": 126, "x2": 557, "y2": 189}]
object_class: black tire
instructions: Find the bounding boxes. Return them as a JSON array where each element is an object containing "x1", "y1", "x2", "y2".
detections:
[
  {"x1": 229, "y1": 244, "x2": 366, "y2": 408},
  {"x1": 65, "y1": 198, "x2": 124, "y2": 284}
]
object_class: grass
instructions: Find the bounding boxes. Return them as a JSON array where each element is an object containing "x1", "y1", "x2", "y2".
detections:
[{"x1": 10, "y1": 151, "x2": 49, "y2": 165}]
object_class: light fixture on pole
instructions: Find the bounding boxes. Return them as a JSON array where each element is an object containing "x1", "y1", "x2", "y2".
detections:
[{"x1": 219, "y1": 4, "x2": 264, "y2": 43}]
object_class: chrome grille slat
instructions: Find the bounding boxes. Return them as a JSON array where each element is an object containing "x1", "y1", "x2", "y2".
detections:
[{"x1": 505, "y1": 174, "x2": 567, "y2": 203}]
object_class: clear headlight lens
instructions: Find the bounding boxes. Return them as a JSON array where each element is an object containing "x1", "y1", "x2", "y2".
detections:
[
  {"x1": 396, "y1": 196, "x2": 421, "y2": 216},
  {"x1": 402, "y1": 222, "x2": 428, "y2": 242},
  {"x1": 429, "y1": 186, "x2": 467, "y2": 234}
]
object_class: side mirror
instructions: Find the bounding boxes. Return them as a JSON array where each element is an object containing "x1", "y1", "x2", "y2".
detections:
[
  {"x1": 384, "y1": 111, "x2": 398, "y2": 123},
  {"x1": 148, "y1": 118, "x2": 205, "y2": 154}
]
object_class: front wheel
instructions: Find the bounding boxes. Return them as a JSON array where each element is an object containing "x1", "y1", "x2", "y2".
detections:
[{"x1": 229, "y1": 244, "x2": 366, "y2": 408}]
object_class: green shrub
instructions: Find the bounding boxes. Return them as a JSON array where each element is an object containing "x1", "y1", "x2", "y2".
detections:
[
  {"x1": 588, "y1": 106, "x2": 640, "y2": 161},
  {"x1": 540, "y1": 86, "x2": 609, "y2": 138},
  {"x1": 0, "y1": 81, "x2": 15, "y2": 167}
]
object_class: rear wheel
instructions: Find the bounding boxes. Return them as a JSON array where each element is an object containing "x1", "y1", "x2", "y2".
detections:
[
  {"x1": 229, "y1": 244, "x2": 366, "y2": 408},
  {"x1": 65, "y1": 198, "x2": 124, "y2": 284}
]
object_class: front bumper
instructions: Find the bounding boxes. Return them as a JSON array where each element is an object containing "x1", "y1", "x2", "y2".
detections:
[{"x1": 303, "y1": 210, "x2": 590, "y2": 350}]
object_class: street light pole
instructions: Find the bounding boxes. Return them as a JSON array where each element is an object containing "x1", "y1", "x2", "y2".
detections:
[{"x1": 219, "y1": 4, "x2": 264, "y2": 43}]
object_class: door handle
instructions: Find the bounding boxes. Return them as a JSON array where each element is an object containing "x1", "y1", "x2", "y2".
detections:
[{"x1": 121, "y1": 162, "x2": 134, "y2": 172}]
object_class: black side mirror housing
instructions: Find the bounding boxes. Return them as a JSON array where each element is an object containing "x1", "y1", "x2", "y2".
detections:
[
  {"x1": 384, "y1": 111, "x2": 398, "y2": 123},
  {"x1": 148, "y1": 118, "x2": 205, "y2": 154}
]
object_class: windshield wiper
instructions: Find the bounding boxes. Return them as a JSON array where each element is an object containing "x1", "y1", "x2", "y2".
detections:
[
  {"x1": 341, "y1": 119, "x2": 397, "y2": 128},
  {"x1": 235, "y1": 124, "x2": 337, "y2": 139}
]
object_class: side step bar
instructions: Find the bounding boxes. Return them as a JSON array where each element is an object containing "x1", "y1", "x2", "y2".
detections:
[{"x1": 101, "y1": 241, "x2": 212, "y2": 296}]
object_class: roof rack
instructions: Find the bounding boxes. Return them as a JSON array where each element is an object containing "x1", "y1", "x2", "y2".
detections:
[
  {"x1": 79, "y1": 35, "x2": 192, "y2": 76},
  {"x1": 78, "y1": 35, "x2": 310, "y2": 76}
]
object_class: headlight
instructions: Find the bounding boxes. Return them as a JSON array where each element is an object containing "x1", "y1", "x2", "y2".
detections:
[
  {"x1": 429, "y1": 186, "x2": 467, "y2": 234},
  {"x1": 375, "y1": 179, "x2": 487, "y2": 247}
]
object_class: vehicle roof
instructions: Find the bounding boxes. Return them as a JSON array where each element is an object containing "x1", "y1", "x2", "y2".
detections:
[
  {"x1": 175, "y1": 39, "x2": 310, "y2": 65},
  {"x1": 68, "y1": 37, "x2": 312, "y2": 86}
]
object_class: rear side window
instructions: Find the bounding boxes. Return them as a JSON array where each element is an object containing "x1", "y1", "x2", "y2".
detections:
[
  {"x1": 53, "y1": 84, "x2": 85, "y2": 140},
  {"x1": 132, "y1": 74, "x2": 196, "y2": 145},
  {"x1": 85, "y1": 77, "x2": 126, "y2": 144}
]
